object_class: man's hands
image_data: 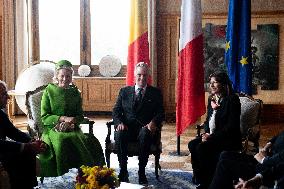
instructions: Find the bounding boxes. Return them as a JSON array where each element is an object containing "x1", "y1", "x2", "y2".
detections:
[
  {"x1": 116, "y1": 123, "x2": 128, "y2": 131},
  {"x1": 260, "y1": 142, "x2": 272, "y2": 154},
  {"x1": 254, "y1": 152, "x2": 266, "y2": 163},
  {"x1": 23, "y1": 140, "x2": 47, "y2": 154},
  {"x1": 145, "y1": 121, "x2": 157, "y2": 134},
  {"x1": 254, "y1": 142, "x2": 272, "y2": 163},
  {"x1": 234, "y1": 175, "x2": 262, "y2": 189},
  {"x1": 115, "y1": 121, "x2": 157, "y2": 134}
]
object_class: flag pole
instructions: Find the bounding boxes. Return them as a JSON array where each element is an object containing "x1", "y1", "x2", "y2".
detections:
[
  {"x1": 177, "y1": 136, "x2": 180, "y2": 155},
  {"x1": 169, "y1": 135, "x2": 188, "y2": 156}
]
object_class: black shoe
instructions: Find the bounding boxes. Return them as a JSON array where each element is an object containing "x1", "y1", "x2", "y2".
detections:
[
  {"x1": 118, "y1": 171, "x2": 129, "y2": 183},
  {"x1": 138, "y1": 171, "x2": 148, "y2": 185}
]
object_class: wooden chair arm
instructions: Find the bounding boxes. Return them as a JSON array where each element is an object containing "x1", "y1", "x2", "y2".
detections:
[
  {"x1": 255, "y1": 99, "x2": 263, "y2": 125},
  {"x1": 105, "y1": 120, "x2": 114, "y2": 143},
  {"x1": 82, "y1": 117, "x2": 94, "y2": 135},
  {"x1": 196, "y1": 124, "x2": 204, "y2": 137}
]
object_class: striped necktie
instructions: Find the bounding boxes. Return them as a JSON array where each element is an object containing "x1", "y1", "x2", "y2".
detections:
[{"x1": 135, "y1": 88, "x2": 143, "y2": 109}]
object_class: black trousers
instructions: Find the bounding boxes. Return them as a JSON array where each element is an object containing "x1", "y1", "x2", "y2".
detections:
[
  {"x1": 115, "y1": 126, "x2": 154, "y2": 172},
  {"x1": 188, "y1": 137, "x2": 224, "y2": 187},
  {"x1": 209, "y1": 151, "x2": 259, "y2": 189},
  {"x1": 1, "y1": 151, "x2": 37, "y2": 189}
]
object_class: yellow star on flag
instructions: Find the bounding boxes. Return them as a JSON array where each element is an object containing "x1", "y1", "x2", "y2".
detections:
[
  {"x1": 225, "y1": 41, "x2": 230, "y2": 52},
  {"x1": 240, "y1": 56, "x2": 248, "y2": 66}
]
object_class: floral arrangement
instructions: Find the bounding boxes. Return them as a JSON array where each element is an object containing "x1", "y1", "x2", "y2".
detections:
[{"x1": 75, "y1": 165, "x2": 120, "y2": 189}]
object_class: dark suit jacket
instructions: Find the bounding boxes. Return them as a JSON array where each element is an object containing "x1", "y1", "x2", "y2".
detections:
[
  {"x1": 262, "y1": 130, "x2": 284, "y2": 168},
  {"x1": 253, "y1": 131, "x2": 284, "y2": 187},
  {"x1": 261, "y1": 163, "x2": 284, "y2": 188},
  {"x1": 203, "y1": 93, "x2": 242, "y2": 150},
  {"x1": 113, "y1": 85, "x2": 165, "y2": 129},
  {"x1": 0, "y1": 110, "x2": 31, "y2": 157}
]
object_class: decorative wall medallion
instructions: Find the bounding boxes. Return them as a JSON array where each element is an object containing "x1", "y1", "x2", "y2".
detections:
[
  {"x1": 99, "y1": 55, "x2": 122, "y2": 77},
  {"x1": 78, "y1": 65, "x2": 91, "y2": 77}
]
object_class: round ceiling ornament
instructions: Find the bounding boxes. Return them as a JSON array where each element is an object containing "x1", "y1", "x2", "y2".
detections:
[{"x1": 99, "y1": 55, "x2": 122, "y2": 77}]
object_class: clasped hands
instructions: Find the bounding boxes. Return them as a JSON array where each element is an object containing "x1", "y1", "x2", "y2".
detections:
[
  {"x1": 54, "y1": 116, "x2": 76, "y2": 132},
  {"x1": 198, "y1": 123, "x2": 210, "y2": 142},
  {"x1": 234, "y1": 176, "x2": 262, "y2": 189}
]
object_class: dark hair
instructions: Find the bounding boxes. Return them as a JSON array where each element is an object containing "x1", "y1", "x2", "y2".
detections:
[{"x1": 209, "y1": 71, "x2": 233, "y2": 96}]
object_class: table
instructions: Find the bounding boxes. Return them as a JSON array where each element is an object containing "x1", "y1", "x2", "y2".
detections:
[{"x1": 118, "y1": 182, "x2": 145, "y2": 189}]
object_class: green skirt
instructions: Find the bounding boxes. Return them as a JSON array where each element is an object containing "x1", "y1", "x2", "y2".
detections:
[{"x1": 39, "y1": 129, "x2": 105, "y2": 177}]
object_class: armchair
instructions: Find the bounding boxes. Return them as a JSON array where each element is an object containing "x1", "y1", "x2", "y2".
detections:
[
  {"x1": 239, "y1": 95, "x2": 263, "y2": 153},
  {"x1": 25, "y1": 85, "x2": 94, "y2": 138},
  {"x1": 105, "y1": 120, "x2": 162, "y2": 179}
]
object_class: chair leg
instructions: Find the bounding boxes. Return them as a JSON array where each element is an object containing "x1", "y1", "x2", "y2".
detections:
[
  {"x1": 40, "y1": 176, "x2": 44, "y2": 183},
  {"x1": 154, "y1": 154, "x2": 161, "y2": 180},
  {"x1": 253, "y1": 131, "x2": 260, "y2": 149},
  {"x1": 105, "y1": 150, "x2": 111, "y2": 168}
]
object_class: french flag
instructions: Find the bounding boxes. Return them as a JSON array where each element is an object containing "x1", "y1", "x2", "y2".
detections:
[{"x1": 176, "y1": 0, "x2": 206, "y2": 136}]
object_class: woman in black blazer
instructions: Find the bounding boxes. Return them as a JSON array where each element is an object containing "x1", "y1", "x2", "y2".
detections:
[{"x1": 188, "y1": 71, "x2": 242, "y2": 189}]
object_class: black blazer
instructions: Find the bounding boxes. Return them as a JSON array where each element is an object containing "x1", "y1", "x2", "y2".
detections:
[
  {"x1": 113, "y1": 85, "x2": 165, "y2": 128},
  {"x1": 261, "y1": 163, "x2": 284, "y2": 188},
  {"x1": 262, "y1": 130, "x2": 284, "y2": 167},
  {"x1": 203, "y1": 93, "x2": 242, "y2": 150},
  {"x1": 0, "y1": 110, "x2": 31, "y2": 156}
]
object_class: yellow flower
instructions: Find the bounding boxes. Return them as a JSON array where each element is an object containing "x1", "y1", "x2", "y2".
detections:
[{"x1": 76, "y1": 165, "x2": 120, "y2": 189}]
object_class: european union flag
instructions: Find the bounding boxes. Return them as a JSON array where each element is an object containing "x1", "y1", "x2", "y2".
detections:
[{"x1": 225, "y1": 0, "x2": 252, "y2": 95}]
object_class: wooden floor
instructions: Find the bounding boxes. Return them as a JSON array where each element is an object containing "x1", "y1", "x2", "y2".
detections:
[{"x1": 13, "y1": 115, "x2": 284, "y2": 171}]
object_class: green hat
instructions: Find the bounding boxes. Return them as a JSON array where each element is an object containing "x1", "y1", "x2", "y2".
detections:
[{"x1": 56, "y1": 60, "x2": 72, "y2": 70}]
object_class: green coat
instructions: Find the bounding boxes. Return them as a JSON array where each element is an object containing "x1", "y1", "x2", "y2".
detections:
[{"x1": 39, "y1": 83, "x2": 105, "y2": 176}]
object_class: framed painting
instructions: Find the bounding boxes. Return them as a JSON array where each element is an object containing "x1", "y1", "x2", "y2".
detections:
[{"x1": 203, "y1": 23, "x2": 279, "y2": 93}]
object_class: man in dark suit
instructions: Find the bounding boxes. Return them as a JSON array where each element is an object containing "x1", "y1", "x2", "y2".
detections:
[
  {"x1": 209, "y1": 130, "x2": 284, "y2": 189},
  {"x1": 113, "y1": 62, "x2": 165, "y2": 184},
  {"x1": 0, "y1": 80, "x2": 46, "y2": 189}
]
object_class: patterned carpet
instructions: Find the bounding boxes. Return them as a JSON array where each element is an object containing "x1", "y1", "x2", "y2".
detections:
[
  {"x1": 35, "y1": 168, "x2": 195, "y2": 189},
  {"x1": 34, "y1": 117, "x2": 196, "y2": 188},
  {"x1": 126, "y1": 168, "x2": 195, "y2": 189},
  {"x1": 16, "y1": 115, "x2": 283, "y2": 189}
]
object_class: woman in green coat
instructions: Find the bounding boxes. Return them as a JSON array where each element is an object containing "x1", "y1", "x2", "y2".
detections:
[{"x1": 39, "y1": 60, "x2": 105, "y2": 176}]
